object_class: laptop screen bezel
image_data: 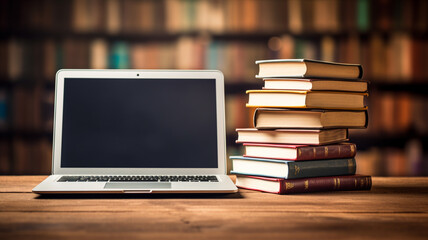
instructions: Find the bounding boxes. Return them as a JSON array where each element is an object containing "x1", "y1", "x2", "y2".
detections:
[{"x1": 52, "y1": 69, "x2": 227, "y2": 175}]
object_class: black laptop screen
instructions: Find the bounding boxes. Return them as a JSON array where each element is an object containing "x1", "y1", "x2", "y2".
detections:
[{"x1": 60, "y1": 78, "x2": 218, "y2": 168}]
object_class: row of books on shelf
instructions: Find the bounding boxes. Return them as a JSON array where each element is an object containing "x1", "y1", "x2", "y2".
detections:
[
  {"x1": 230, "y1": 59, "x2": 372, "y2": 194},
  {"x1": 0, "y1": 37, "x2": 267, "y2": 82},
  {"x1": 287, "y1": 0, "x2": 428, "y2": 34},
  {"x1": 1, "y1": 34, "x2": 427, "y2": 82},
  {"x1": 367, "y1": 91, "x2": 428, "y2": 135},
  {"x1": 275, "y1": 34, "x2": 428, "y2": 81},
  {"x1": 0, "y1": 138, "x2": 52, "y2": 174},
  {"x1": 2, "y1": 0, "x2": 427, "y2": 34},
  {"x1": 356, "y1": 140, "x2": 427, "y2": 176},
  {"x1": 0, "y1": 87, "x2": 53, "y2": 132}
]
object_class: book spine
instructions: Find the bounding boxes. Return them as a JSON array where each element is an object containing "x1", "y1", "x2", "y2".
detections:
[
  {"x1": 279, "y1": 175, "x2": 372, "y2": 194},
  {"x1": 252, "y1": 108, "x2": 258, "y2": 128},
  {"x1": 364, "y1": 109, "x2": 369, "y2": 128},
  {"x1": 357, "y1": 64, "x2": 364, "y2": 79},
  {"x1": 287, "y1": 158, "x2": 356, "y2": 179},
  {"x1": 296, "y1": 144, "x2": 357, "y2": 160}
]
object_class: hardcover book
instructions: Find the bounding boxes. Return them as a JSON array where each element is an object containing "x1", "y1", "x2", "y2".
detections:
[
  {"x1": 230, "y1": 156, "x2": 356, "y2": 179},
  {"x1": 243, "y1": 143, "x2": 357, "y2": 161},
  {"x1": 253, "y1": 108, "x2": 368, "y2": 129},
  {"x1": 236, "y1": 128, "x2": 348, "y2": 145},
  {"x1": 246, "y1": 90, "x2": 368, "y2": 110},
  {"x1": 256, "y1": 59, "x2": 363, "y2": 79},
  {"x1": 263, "y1": 78, "x2": 368, "y2": 92},
  {"x1": 235, "y1": 174, "x2": 372, "y2": 194}
]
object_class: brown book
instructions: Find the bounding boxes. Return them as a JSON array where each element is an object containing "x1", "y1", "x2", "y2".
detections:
[
  {"x1": 0, "y1": 41, "x2": 8, "y2": 78},
  {"x1": 242, "y1": 0, "x2": 257, "y2": 32},
  {"x1": 374, "y1": 0, "x2": 392, "y2": 31},
  {"x1": 236, "y1": 128, "x2": 348, "y2": 145},
  {"x1": 0, "y1": 139, "x2": 11, "y2": 174},
  {"x1": 412, "y1": 38, "x2": 424, "y2": 81},
  {"x1": 106, "y1": 0, "x2": 121, "y2": 34},
  {"x1": 72, "y1": 0, "x2": 89, "y2": 32},
  {"x1": 287, "y1": 0, "x2": 303, "y2": 33},
  {"x1": 253, "y1": 108, "x2": 368, "y2": 129},
  {"x1": 43, "y1": 40, "x2": 56, "y2": 79},
  {"x1": 139, "y1": 0, "x2": 155, "y2": 32},
  {"x1": 90, "y1": 39, "x2": 108, "y2": 69},
  {"x1": 243, "y1": 143, "x2": 357, "y2": 161},
  {"x1": 256, "y1": 59, "x2": 363, "y2": 79},
  {"x1": 235, "y1": 175, "x2": 372, "y2": 194}
]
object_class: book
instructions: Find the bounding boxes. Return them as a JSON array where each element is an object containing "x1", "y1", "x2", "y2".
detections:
[
  {"x1": 0, "y1": 90, "x2": 7, "y2": 130},
  {"x1": 230, "y1": 156, "x2": 356, "y2": 179},
  {"x1": 243, "y1": 143, "x2": 357, "y2": 161},
  {"x1": 263, "y1": 78, "x2": 368, "y2": 92},
  {"x1": 235, "y1": 174, "x2": 372, "y2": 194},
  {"x1": 90, "y1": 39, "x2": 108, "y2": 69},
  {"x1": 256, "y1": 59, "x2": 363, "y2": 79},
  {"x1": 236, "y1": 128, "x2": 348, "y2": 145},
  {"x1": 109, "y1": 42, "x2": 130, "y2": 69},
  {"x1": 253, "y1": 108, "x2": 368, "y2": 129},
  {"x1": 246, "y1": 90, "x2": 368, "y2": 110}
]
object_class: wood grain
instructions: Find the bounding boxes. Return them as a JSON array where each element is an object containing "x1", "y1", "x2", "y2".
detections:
[{"x1": 1, "y1": 176, "x2": 428, "y2": 240}]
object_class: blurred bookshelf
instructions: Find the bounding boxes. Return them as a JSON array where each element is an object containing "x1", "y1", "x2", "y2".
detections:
[{"x1": 0, "y1": 0, "x2": 427, "y2": 175}]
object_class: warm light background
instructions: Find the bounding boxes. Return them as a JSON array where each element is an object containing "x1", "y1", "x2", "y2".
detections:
[{"x1": 0, "y1": 0, "x2": 427, "y2": 176}]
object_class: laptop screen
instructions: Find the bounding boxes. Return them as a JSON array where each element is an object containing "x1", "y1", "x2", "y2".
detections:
[{"x1": 60, "y1": 78, "x2": 218, "y2": 168}]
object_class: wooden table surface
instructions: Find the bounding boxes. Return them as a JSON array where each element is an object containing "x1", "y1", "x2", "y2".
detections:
[{"x1": 1, "y1": 176, "x2": 428, "y2": 240}]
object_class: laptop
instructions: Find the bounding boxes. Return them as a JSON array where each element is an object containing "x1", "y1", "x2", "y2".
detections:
[{"x1": 33, "y1": 69, "x2": 238, "y2": 194}]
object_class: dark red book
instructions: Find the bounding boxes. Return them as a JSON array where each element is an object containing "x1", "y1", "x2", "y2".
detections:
[
  {"x1": 243, "y1": 142, "x2": 357, "y2": 161},
  {"x1": 235, "y1": 175, "x2": 372, "y2": 194}
]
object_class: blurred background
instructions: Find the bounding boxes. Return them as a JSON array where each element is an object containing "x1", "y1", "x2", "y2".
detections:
[{"x1": 0, "y1": 0, "x2": 427, "y2": 176}]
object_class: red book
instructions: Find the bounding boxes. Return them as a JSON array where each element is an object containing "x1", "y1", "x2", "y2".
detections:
[
  {"x1": 235, "y1": 175, "x2": 372, "y2": 194},
  {"x1": 243, "y1": 143, "x2": 357, "y2": 161}
]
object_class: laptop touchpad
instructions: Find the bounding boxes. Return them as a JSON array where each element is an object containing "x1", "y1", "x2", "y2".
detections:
[{"x1": 104, "y1": 182, "x2": 171, "y2": 189}]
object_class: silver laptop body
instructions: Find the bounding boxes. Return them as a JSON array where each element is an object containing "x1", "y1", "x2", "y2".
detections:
[{"x1": 33, "y1": 69, "x2": 237, "y2": 194}]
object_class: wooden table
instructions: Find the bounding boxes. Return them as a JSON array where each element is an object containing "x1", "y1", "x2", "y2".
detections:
[{"x1": 1, "y1": 176, "x2": 427, "y2": 240}]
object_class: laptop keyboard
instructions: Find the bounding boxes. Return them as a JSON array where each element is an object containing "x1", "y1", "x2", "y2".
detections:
[{"x1": 57, "y1": 175, "x2": 218, "y2": 182}]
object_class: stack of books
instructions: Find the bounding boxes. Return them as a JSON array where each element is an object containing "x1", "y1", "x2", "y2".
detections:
[{"x1": 230, "y1": 59, "x2": 372, "y2": 194}]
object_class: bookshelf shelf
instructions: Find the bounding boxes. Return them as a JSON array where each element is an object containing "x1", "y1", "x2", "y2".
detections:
[
  {"x1": 3, "y1": 80, "x2": 428, "y2": 94},
  {"x1": 0, "y1": 131, "x2": 52, "y2": 139},
  {"x1": 2, "y1": 30, "x2": 427, "y2": 42},
  {"x1": 1, "y1": 31, "x2": 193, "y2": 42},
  {"x1": 225, "y1": 83, "x2": 262, "y2": 94},
  {"x1": 350, "y1": 135, "x2": 428, "y2": 150},
  {"x1": 371, "y1": 83, "x2": 428, "y2": 94},
  {"x1": 0, "y1": 79, "x2": 261, "y2": 94},
  {"x1": 0, "y1": 80, "x2": 54, "y2": 87}
]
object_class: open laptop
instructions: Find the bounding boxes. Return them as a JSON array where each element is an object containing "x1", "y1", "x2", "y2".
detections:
[{"x1": 33, "y1": 69, "x2": 237, "y2": 194}]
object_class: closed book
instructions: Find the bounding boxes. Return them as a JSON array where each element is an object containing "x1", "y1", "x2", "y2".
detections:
[
  {"x1": 246, "y1": 90, "x2": 368, "y2": 110},
  {"x1": 236, "y1": 128, "x2": 348, "y2": 145},
  {"x1": 263, "y1": 78, "x2": 368, "y2": 92},
  {"x1": 253, "y1": 108, "x2": 368, "y2": 129},
  {"x1": 230, "y1": 156, "x2": 356, "y2": 179},
  {"x1": 235, "y1": 174, "x2": 372, "y2": 194},
  {"x1": 243, "y1": 143, "x2": 357, "y2": 161},
  {"x1": 256, "y1": 59, "x2": 363, "y2": 79}
]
